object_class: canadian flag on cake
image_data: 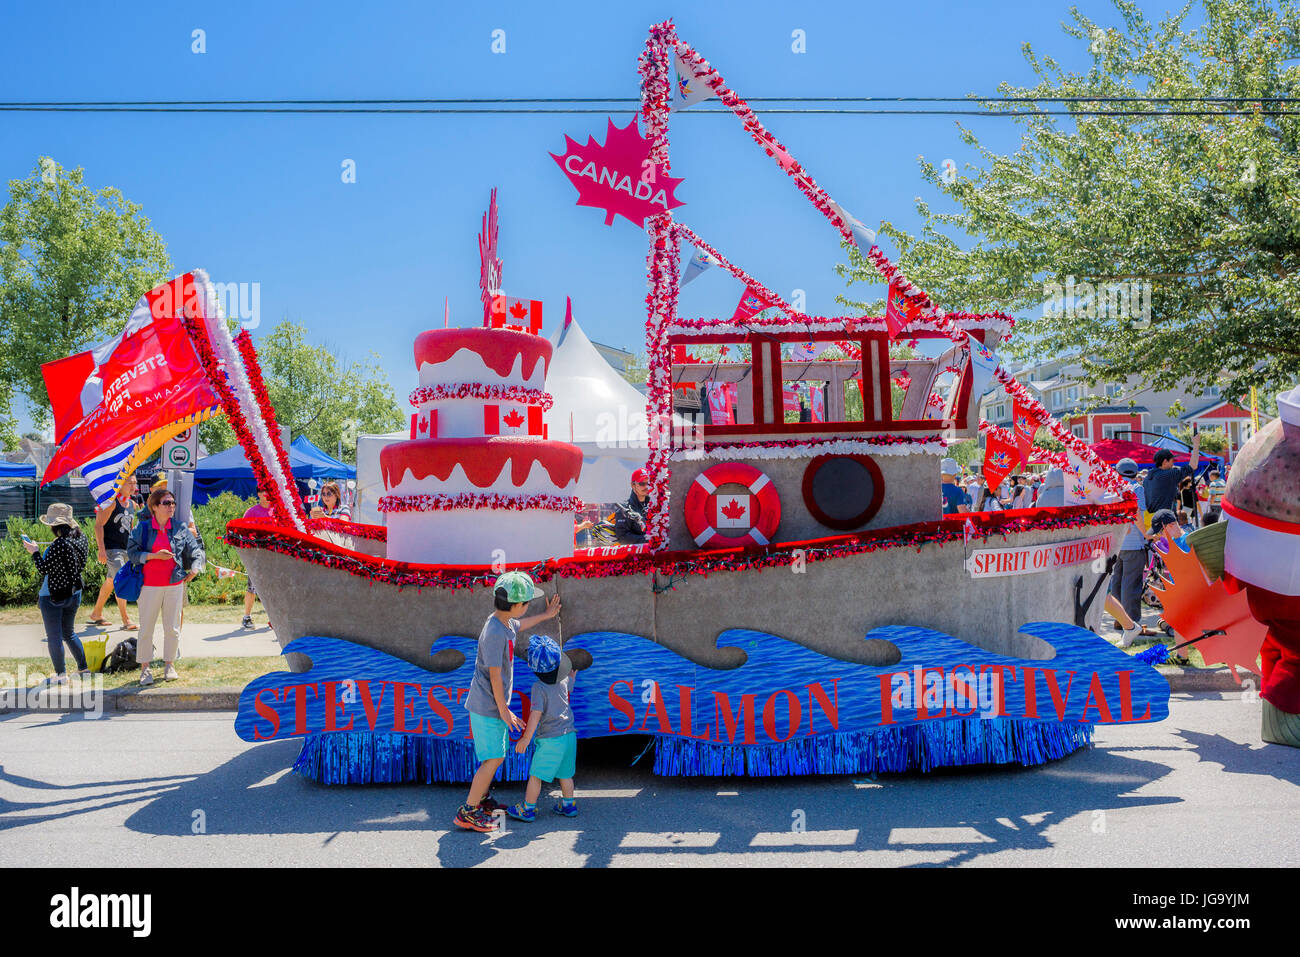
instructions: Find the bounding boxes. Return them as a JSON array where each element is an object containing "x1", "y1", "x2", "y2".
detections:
[
  {"x1": 411, "y1": 410, "x2": 436, "y2": 439},
  {"x1": 484, "y1": 404, "x2": 544, "y2": 436},
  {"x1": 488, "y1": 296, "x2": 543, "y2": 335}
]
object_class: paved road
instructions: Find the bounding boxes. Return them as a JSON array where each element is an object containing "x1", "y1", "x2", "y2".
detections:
[{"x1": 0, "y1": 693, "x2": 1296, "y2": 867}]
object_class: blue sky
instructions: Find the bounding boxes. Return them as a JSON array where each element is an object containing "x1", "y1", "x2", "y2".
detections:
[{"x1": 0, "y1": 0, "x2": 1172, "y2": 433}]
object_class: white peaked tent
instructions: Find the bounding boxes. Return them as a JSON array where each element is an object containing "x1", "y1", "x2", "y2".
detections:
[{"x1": 545, "y1": 308, "x2": 650, "y2": 504}]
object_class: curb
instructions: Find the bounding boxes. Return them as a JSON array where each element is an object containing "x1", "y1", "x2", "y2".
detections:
[
  {"x1": 0, "y1": 685, "x2": 243, "y2": 714},
  {"x1": 1, "y1": 669, "x2": 1255, "y2": 714}
]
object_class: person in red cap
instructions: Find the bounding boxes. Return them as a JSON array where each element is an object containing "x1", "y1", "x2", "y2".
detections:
[{"x1": 612, "y1": 468, "x2": 651, "y2": 544}]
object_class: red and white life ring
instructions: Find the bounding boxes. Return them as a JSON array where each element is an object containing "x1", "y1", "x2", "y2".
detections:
[{"x1": 683, "y1": 462, "x2": 782, "y2": 549}]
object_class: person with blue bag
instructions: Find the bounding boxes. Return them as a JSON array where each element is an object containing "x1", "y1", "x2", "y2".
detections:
[
  {"x1": 21, "y1": 503, "x2": 92, "y2": 685},
  {"x1": 126, "y1": 487, "x2": 205, "y2": 686}
]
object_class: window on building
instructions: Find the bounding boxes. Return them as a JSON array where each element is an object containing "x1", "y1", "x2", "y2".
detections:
[
  {"x1": 1102, "y1": 424, "x2": 1131, "y2": 440},
  {"x1": 1207, "y1": 386, "x2": 1220, "y2": 397},
  {"x1": 1052, "y1": 391, "x2": 1062, "y2": 409},
  {"x1": 1106, "y1": 384, "x2": 1121, "y2": 398},
  {"x1": 1067, "y1": 386, "x2": 1079, "y2": 401},
  {"x1": 1071, "y1": 424, "x2": 1086, "y2": 438}
]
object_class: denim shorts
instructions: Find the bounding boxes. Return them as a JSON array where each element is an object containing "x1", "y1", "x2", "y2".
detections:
[{"x1": 105, "y1": 549, "x2": 129, "y2": 578}]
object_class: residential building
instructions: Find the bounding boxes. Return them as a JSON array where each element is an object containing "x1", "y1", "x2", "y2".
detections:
[{"x1": 978, "y1": 356, "x2": 1269, "y2": 453}]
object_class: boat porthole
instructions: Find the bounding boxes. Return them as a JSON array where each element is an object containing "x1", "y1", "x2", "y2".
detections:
[{"x1": 801, "y1": 454, "x2": 885, "y2": 531}]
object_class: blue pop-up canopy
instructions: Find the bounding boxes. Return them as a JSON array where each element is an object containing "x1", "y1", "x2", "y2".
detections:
[
  {"x1": 0, "y1": 461, "x2": 37, "y2": 479},
  {"x1": 193, "y1": 435, "x2": 355, "y2": 503}
]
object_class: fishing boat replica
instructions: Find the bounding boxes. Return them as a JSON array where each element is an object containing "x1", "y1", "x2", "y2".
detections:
[{"x1": 227, "y1": 23, "x2": 1172, "y2": 782}]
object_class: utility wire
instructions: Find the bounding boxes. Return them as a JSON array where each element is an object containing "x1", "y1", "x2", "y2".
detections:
[
  {"x1": 0, "y1": 95, "x2": 1298, "y2": 105},
  {"x1": 0, "y1": 105, "x2": 1295, "y2": 116}
]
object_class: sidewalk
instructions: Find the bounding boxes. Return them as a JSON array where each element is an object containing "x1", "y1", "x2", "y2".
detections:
[{"x1": 0, "y1": 620, "x2": 283, "y2": 658}]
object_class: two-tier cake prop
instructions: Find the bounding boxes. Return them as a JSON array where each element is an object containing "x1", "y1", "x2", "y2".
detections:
[{"x1": 225, "y1": 23, "x2": 1178, "y2": 783}]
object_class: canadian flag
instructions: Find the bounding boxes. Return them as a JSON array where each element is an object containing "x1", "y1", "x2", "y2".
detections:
[
  {"x1": 488, "y1": 296, "x2": 543, "y2": 335},
  {"x1": 411, "y1": 410, "x2": 436, "y2": 439},
  {"x1": 716, "y1": 494, "x2": 751, "y2": 529},
  {"x1": 484, "y1": 404, "x2": 543, "y2": 436}
]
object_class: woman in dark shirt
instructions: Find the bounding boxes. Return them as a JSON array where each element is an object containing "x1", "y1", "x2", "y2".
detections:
[{"x1": 22, "y1": 503, "x2": 91, "y2": 684}]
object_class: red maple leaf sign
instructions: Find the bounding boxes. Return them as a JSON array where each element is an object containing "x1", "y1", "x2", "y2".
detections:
[
  {"x1": 550, "y1": 117, "x2": 687, "y2": 228},
  {"x1": 509, "y1": 301, "x2": 528, "y2": 319},
  {"x1": 502, "y1": 408, "x2": 525, "y2": 429},
  {"x1": 720, "y1": 498, "x2": 747, "y2": 521}
]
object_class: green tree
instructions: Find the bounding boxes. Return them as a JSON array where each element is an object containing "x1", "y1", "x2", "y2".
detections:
[
  {"x1": 0, "y1": 158, "x2": 171, "y2": 444},
  {"x1": 199, "y1": 320, "x2": 404, "y2": 463},
  {"x1": 837, "y1": 0, "x2": 1300, "y2": 401},
  {"x1": 1173, "y1": 424, "x2": 1231, "y2": 453},
  {"x1": 1032, "y1": 427, "x2": 1066, "y2": 453}
]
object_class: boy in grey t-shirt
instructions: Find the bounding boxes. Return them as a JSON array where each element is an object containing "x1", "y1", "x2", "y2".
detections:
[
  {"x1": 507, "y1": 635, "x2": 578, "y2": 822},
  {"x1": 454, "y1": 571, "x2": 561, "y2": 834}
]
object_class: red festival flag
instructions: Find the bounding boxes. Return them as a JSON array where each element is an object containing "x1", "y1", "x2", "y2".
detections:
[
  {"x1": 884, "y1": 278, "x2": 923, "y2": 339},
  {"x1": 41, "y1": 275, "x2": 220, "y2": 484},
  {"x1": 982, "y1": 430, "x2": 1018, "y2": 493},
  {"x1": 1011, "y1": 398, "x2": 1042, "y2": 468}
]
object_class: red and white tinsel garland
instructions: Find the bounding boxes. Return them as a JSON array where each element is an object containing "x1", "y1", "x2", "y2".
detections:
[
  {"x1": 408, "y1": 382, "x2": 554, "y2": 410},
  {"x1": 182, "y1": 311, "x2": 302, "y2": 530},
  {"x1": 378, "y1": 492, "x2": 581, "y2": 514},
  {"x1": 234, "y1": 329, "x2": 309, "y2": 526}
]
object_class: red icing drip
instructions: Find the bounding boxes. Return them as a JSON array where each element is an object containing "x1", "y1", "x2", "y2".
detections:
[
  {"x1": 381, "y1": 437, "x2": 583, "y2": 491},
  {"x1": 413, "y1": 329, "x2": 551, "y2": 381}
]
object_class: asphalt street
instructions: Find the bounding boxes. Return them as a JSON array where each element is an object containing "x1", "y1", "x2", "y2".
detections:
[{"x1": 0, "y1": 692, "x2": 1296, "y2": 867}]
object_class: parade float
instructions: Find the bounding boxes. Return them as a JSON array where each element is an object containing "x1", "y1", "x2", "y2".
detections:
[
  {"x1": 68, "y1": 22, "x2": 1300, "y2": 785},
  {"x1": 210, "y1": 22, "x2": 1192, "y2": 784}
]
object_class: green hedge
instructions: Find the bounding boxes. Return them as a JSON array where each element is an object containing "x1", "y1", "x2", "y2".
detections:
[{"x1": 0, "y1": 494, "x2": 257, "y2": 607}]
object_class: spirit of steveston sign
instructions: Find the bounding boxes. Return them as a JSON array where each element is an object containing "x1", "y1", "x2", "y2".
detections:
[{"x1": 965, "y1": 533, "x2": 1114, "y2": 579}]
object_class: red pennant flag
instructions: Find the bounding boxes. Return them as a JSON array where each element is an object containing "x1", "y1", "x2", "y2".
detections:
[
  {"x1": 884, "y1": 278, "x2": 923, "y2": 339},
  {"x1": 731, "y1": 285, "x2": 773, "y2": 323},
  {"x1": 1011, "y1": 398, "x2": 1041, "y2": 469},
  {"x1": 982, "y1": 430, "x2": 1018, "y2": 493}
]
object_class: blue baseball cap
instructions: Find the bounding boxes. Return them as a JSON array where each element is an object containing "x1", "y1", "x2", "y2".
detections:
[{"x1": 527, "y1": 635, "x2": 562, "y2": 674}]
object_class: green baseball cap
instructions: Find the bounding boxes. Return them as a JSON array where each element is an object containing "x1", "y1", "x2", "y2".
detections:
[{"x1": 493, "y1": 571, "x2": 538, "y2": 604}]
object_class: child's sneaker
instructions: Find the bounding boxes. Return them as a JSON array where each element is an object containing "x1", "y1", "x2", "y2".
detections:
[
  {"x1": 241, "y1": 615, "x2": 255, "y2": 630},
  {"x1": 478, "y1": 794, "x2": 503, "y2": 813},
  {"x1": 553, "y1": 800, "x2": 578, "y2": 817},
  {"x1": 506, "y1": 803, "x2": 536, "y2": 822},
  {"x1": 453, "y1": 803, "x2": 497, "y2": 832}
]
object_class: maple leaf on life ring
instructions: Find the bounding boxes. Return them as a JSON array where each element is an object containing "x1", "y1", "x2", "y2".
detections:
[
  {"x1": 550, "y1": 118, "x2": 687, "y2": 228},
  {"x1": 720, "y1": 498, "x2": 747, "y2": 520}
]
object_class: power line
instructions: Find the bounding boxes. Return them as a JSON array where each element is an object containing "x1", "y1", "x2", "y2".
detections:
[
  {"x1": 0, "y1": 105, "x2": 1295, "y2": 116},
  {"x1": 0, "y1": 95, "x2": 1297, "y2": 105}
]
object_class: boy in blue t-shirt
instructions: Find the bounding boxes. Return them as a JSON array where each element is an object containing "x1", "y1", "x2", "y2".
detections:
[
  {"x1": 454, "y1": 571, "x2": 561, "y2": 833},
  {"x1": 507, "y1": 635, "x2": 578, "y2": 822}
]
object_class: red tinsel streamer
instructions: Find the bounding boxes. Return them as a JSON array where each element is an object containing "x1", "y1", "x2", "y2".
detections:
[
  {"x1": 378, "y1": 492, "x2": 581, "y2": 514},
  {"x1": 234, "y1": 329, "x2": 307, "y2": 522},
  {"x1": 225, "y1": 502, "x2": 1134, "y2": 591},
  {"x1": 181, "y1": 317, "x2": 293, "y2": 526},
  {"x1": 408, "y1": 383, "x2": 554, "y2": 410}
]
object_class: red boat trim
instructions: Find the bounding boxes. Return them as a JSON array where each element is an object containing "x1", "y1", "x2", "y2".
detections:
[{"x1": 225, "y1": 501, "x2": 1135, "y2": 592}]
